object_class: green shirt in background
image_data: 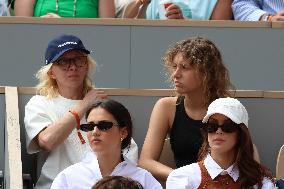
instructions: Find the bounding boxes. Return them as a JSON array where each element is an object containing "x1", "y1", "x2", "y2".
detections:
[{"x1": 34, "y1": 0, "x2": 98, "y2": 18}]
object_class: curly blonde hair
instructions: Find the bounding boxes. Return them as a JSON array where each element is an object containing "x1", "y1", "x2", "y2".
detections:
[
  {"x1": 163, "y1": 36, "x2": 234, "y2": 107},
  {"x1": 35, "y1": 55, "x2": 96, "y2": 98}
]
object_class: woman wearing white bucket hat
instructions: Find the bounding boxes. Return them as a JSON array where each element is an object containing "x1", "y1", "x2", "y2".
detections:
[{"x1": 167, "y1": 97, "x2": 276, "y2": 189}]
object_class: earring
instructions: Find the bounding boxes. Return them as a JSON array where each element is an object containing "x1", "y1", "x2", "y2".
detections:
[{"x1": 121, "y1": 137, "x2": 123, "y2": 142}]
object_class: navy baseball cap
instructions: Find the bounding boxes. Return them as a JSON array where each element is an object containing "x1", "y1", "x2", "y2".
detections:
[{"x1": 45, "y1": 34, "x2": 90, "y2": 65}]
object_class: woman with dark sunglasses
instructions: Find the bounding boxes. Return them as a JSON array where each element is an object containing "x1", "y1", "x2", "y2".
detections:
[
  {"x1": 51, "y1": 99, "x2": 162, "y2": 189},
  {"x1": 167, "y1": 97, "x2": 276, "y2": 189},
  {"x1": 24, "y1": 34, "x2": 138, "y2": 189}
]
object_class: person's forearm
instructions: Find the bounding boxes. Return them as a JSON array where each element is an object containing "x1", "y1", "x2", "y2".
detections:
[
  {"x1": 37, "y1": 99, "x2": 92, "y2": 151},
  {"x1": 122, "y1": 0, "x2": 142, "y2": 18},
  {"x1": 139, "y1": 159, "x2": 173, "y2": 181},
  {"x1": 14, "y1": 0, "x2": 36, "y2": 16},
  {"x1": 232, "y1": 0, "x2": 265, "y2": 21},
  {"x1": 99, "y1": 0, "x2": 115, "y2": 17},
  {"x1": 211, "y1": 0, "x2": 232, "y2": 20},
  {"x1": 37, "y1": 111, "x2": 79, "y2": 151}
]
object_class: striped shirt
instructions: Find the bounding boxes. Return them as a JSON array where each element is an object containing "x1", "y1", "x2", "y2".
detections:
[
  {"x1": 0, "y1": 0, "x2": 8, "y2": 16},
  {"x1": 232, "y1": 0, "x2": 284, "y2": 21}
]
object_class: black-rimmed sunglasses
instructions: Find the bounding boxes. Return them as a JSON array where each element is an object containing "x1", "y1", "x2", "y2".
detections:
[
  {"x1": 203, "y1": 122, "x2": 239, "y2": 133},
  {"x1": 54, "y1": 56, "x2": 87, "y2": 70},
  {"x1": 80, "y1": 121, "x2": 119, "y2": 132}
]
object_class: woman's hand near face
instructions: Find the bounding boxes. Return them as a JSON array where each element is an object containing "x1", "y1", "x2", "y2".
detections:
[{"x1": 78, "y1": 89, "x2": 107, "y2": 114}]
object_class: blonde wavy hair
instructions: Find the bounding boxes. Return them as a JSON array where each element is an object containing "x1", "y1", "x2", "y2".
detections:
[
  {"x1": 163, "y1": 36, "x2": 234, "y2": 107},
  {"x1": 35, "y1": 55, "x2": 96, "y2": 98}
]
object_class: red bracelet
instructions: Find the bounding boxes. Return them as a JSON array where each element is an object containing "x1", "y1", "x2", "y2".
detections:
[{"x1": 69, "y1": 110, "x2": 86, "y2": 144}]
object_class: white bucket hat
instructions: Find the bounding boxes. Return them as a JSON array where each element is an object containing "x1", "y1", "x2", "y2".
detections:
[{"x1": 202, "y1": 97, "x2": 249, "y2": 127}]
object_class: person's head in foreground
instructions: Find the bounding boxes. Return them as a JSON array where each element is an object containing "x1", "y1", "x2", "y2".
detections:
[
  {"x1": 200, "y1": 97, "x2": 274, "y2": 188},
  {"x1": 92, "y1": 176, "x2": 144, "y2": 189}
]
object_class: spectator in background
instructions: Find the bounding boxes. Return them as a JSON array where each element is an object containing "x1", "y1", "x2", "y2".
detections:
[
  {"x1": 123, "y1": 0, "x2": 232, "y2": 20},
  {"x1": 167, "y1": 97, "x2": 276, "y2": 189},
  {"x1": 115, "y1": 0, "x2": 134, "y2": 18},
  {"x1": 14, "y1": 0, "x2": 115, "y2": 18},
  {"x1": 24, "y1": 34, "x2": 138, "y2": 189},
  {"x1": 0, "y1": 0, "x2": 8, "y2": 16},
  {"x1": 121, "y1": 0, "x2": 150, "y2": 18},
  {"x1": 138, "y1": 36, "x2": 233, "y2": 182},
  {"x1": 232, "y1": 0, "x2": 284, "y2": 21},
  {"x1": 92, "y1": 176, "x2": 144, "y2": 189},
  {"x1": 51, "y1": 99, "x2": 162, "y2": 189},
  {"x1": 277, "y1": 179, "x2": 284, "y2": 189}
]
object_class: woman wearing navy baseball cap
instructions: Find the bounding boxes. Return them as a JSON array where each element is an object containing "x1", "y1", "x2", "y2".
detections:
[{"x1": 24, "y1": 34, "x2": 138, "y2": 189}]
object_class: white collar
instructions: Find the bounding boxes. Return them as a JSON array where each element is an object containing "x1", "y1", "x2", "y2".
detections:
[
  {"x1": 82, "y1": 151, "x2": 132, "y2": 177},
  {"x1": 204, "y1": 154, "x2": 239, "y2": 182}
]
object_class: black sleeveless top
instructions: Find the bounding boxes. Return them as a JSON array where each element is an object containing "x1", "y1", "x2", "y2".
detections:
[{"x1": 170, "y1": 97, "x2": 203, "y2": 168}]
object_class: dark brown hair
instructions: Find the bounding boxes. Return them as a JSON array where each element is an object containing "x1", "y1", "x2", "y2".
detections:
[
  {"x1": 163, "y1": 36, "x2": 234, "y2": 106},
  {"x1": 92, "y1": 176, "x2": 143, "y2": 189},
  {"x1": 85, "y1": 99, "x2": 132, "y2": 150},
  {"x1": 198, "y1": 124, "x2": 274, "y2": 188}
]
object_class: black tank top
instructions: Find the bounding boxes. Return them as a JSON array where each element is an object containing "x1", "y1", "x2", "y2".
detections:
[{"x1": 170, "y1": 96, "x2": 203, "y2": 168}]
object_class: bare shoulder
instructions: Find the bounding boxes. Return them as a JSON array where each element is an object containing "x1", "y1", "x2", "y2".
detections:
[
  {"x1": 153, "y1": 97, "x2": 177, "y2": 126},
  {"x1": 155, "y1": 96, "x2": 177, "y2": 108}
]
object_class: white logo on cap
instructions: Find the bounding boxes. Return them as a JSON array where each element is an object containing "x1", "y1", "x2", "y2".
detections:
[{"x1": 58, "y1": 41, "x2": 78, "y2": 48}]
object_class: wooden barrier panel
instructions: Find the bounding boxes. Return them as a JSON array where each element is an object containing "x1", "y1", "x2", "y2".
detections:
[
  {"x1": 4, "y1": 87, "x2": 22, "y2": 189},
  {"x1": 0, "y1": 90, "x2": 5, "y2": 189}
]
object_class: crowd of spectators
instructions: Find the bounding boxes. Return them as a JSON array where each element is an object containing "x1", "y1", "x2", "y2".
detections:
[
  {"x1": 0, "y1": 0, "x2": 283, "y2": 22},
  {"x1": 1, "y1": 1, "x2": 283, "y2": 189}
]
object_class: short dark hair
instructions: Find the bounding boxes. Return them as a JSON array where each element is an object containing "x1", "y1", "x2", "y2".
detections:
[
  {"x1": 85, "y1": 99, "x2": 133, "y2": 150},
  {"x1": 92, "y1": 176, "x2": 143, "y2": 189}
]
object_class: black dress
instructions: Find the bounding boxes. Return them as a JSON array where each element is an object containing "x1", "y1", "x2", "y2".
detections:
[{"x1": 170, "y1": 96, "x2": 204, "y2": 168}]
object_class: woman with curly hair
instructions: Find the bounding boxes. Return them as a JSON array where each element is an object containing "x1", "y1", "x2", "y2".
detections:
[
  {"x1": 139, "y1": 36, "x2": 234, "y2": 182},
  {"x1": 167, "y1": 97, "x2": 276, "y2": 189}
]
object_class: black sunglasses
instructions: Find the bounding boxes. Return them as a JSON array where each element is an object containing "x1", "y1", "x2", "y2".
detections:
[
  {"x1": 80, "y1": 121, "x2": 119, "y2": 132},
  {"x1": 203, "y1": 122, "x2": 239, "y2": 133},
  {"x1": 54, "y1": 56, "x2": 87, "y2": 70}
]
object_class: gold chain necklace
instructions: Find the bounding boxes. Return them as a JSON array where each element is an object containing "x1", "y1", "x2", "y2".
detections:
[{"x1": 55, "y1": 0, "x2": 77, "y2": 17}]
